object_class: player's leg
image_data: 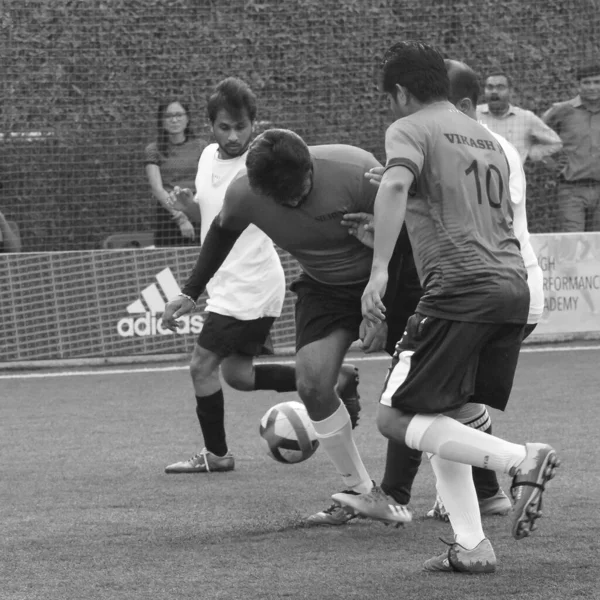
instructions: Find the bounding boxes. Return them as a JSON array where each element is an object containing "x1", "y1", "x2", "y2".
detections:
[
  {"x1": 219, "y1": 319, "x2": 361, "y2": 427},
  {"x1": 428, "y1": 404, "x2": 511, "y2": 521},
  {"x1": 338, "y1": 317, "x2": 559, "y2": 547},
  {"x1": 165, "y1": 312, "x2": 241, "y2": 474},
  {"x1": 557, "y1": 182, "x2": 586, "y2": 232},
  {"x1": 289, "y1": 276, "x2": 374, "y2": 525},
  {"x1": 296, "y1": 327, "x2": 371, "y2": 492}
]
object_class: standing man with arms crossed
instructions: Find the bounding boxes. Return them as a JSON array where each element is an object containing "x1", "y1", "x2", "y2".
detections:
[
  {"x1": 543, "y1": 64, "x2": 600, "y2": 232},
  {"x1": 163, "y1": 129, "x2": 412, "y2": 523},
  {"x1": 345, "y1": 41, "x2": 559, "y2": 573},
  {"x1": 163, "y1": 78, "x2": 360, "y2": 475}
]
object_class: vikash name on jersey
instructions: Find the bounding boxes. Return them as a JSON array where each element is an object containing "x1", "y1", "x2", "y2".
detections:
[
  {"x1": 117, "y1": 268, "x2": 203, "y2": 338},
  {"x1": 443, "y1": 133, "x2": 499, "y2": 151}
]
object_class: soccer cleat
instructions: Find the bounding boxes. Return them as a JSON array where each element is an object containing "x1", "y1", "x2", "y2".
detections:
[
  {"x1": 164, "y1": 448, "x2": 235, "y2": 474},
  {"x1": 337, "y1": 366, "x2": 361, "y2": 429},
  {"x1": 510, "y1": 443, "x2": 560, "y2": 540},
  {"x1": 479, "y1": 489, "x2": 512, "y2": 516},
  {"x1": 423, "y1": 538, "x2": 497, "y2": 574},
  {"x1": 332, "y1": 485, "x2": 412, "y2": 527},
  {"x1": 305, "y1": 493, "x2": 359, "y2": 526}
]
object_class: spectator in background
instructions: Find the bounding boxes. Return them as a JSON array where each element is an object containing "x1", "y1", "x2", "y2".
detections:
[
  {"x1": 145, "y1": 100, "x2": 207, "y2": 246},
  {"x1": 477, "y1": 72, "x2": 562, "y2": 164},
  {"x1": 543, "y1": 64, "x2": 600, "y2": 232},
  {"x1": 0, "y1": 210, "x2": 21, "y2": 252}
]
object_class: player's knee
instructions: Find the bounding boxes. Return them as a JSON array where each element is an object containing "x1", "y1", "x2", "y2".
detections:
[{"x1": 189, "y1": 353, "x2": 217, "y2": 383}]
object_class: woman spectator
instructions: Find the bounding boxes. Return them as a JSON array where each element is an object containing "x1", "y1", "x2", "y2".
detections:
[{"x1": 144, "y1": 100, "x2": 207, "y2": 246}]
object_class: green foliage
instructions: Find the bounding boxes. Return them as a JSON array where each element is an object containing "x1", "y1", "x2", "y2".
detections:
[{"x1": 1, "y1": 0, "x2": 599, "y2": 249}]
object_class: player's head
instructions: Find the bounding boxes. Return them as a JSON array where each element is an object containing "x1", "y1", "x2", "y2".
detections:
[
  {"x1": 156, "y1": 99, "x2": 193, "y2": 155},
  {"x1": 576, "y1": 64, "x2": 600, "y2": 103},
  {"x1": 483, "y1": 71, "x2": 512, "y2": 113},
  {"x1": 246, "y1": 129, "x2": 313, "y2": 207},
  {"x1": 445, "y1": 59, "x2": 479, "y2": 119},
  {"x1": 381, "y1": 41, "x2": 449, "y2": 118},
  {"x1": 207, "y1": 77, "x2": 257, "y2": 159}
]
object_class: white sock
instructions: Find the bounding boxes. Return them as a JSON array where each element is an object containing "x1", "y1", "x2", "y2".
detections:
[
  {"x1": 430, "y1": 454, "x2": 485, "y2": 550},
  {"x1": 406, "y1": 414, "x2": 526, "y2": 475},
  {"x1": 311, "y1": 401, "x2": 372, "y2": 493}
]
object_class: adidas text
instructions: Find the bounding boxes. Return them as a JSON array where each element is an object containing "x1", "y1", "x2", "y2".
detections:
[{"x1": 117, "y1": 313, "x2": 203, "y2": 337}]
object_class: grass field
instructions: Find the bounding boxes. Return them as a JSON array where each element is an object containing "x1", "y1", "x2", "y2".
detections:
[{"x1": 2, "y1": 347, "x2": 599, "y2": 600}]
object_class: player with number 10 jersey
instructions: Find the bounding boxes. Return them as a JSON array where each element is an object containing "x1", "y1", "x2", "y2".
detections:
[{"x1": 385, "y1": 102, "x2": 530, "y2": 325}]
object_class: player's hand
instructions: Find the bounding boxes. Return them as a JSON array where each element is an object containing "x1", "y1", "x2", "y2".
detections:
[
  {"x1": 341, "y1": 212, "x2": 374, "y2": 249},
  {"x1": 364, "y1": 166, "x2": 385, "y2": 188},
  {"x1": 362, "y1": 269, "x2": 388, "y2": 325},
  {"x1": 162, "y1": 296, "x2": 195, "y2": 332},
  {"x1": 359, "y1": 319, "x2": 387, "y2": 353},
  {"x1": 166, "y1": 186, "x2": 194, "y2": 211},
  {"x1": 178, "y1": 218, "x2": 195, "y2": 239}
]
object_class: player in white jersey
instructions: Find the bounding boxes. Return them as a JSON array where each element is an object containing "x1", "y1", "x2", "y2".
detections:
[{"x1": 164, "y1": 78, "x2": 360, "y2": 475}]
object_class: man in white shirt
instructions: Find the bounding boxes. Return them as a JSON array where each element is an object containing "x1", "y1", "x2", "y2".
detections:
[
  {"x1": 164, "y1": 78, "x2": 360, "y2": 475},
  {"x1": 477, "y1": 72, "x2": 562, "y2": 164}
]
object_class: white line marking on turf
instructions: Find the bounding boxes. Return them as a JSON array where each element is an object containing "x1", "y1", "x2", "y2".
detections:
[{"x1": 1, "y1": 345, "x2": 600, "y2": 380}]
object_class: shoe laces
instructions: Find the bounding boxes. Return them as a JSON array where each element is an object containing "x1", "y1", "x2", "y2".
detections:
[{"x1": 198, "y1": 448, "x2": 210, "y2": 472}]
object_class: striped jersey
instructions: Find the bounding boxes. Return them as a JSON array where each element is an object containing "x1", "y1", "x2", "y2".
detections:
[{"x1": 384, "y1": 101, "x2": 529, "y2": 323}]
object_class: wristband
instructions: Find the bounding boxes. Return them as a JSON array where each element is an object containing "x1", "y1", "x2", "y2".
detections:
[{"x1": 178, "y1": 293, "x2": 197, "y2": 309}]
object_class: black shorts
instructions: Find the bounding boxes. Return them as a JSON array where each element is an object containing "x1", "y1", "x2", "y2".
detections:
[
  {"x1": 196, "y1": 312, "x2": 275, "y2": 358},
  {"x1": 381, "y1": 313, "x2": 526, "y2": 414},
  {"x1": 291, "y1": 274, "x2": 365, "y2": 352}
]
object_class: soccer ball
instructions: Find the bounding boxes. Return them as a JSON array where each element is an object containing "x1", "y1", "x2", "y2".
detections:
[{"x1": 259, "y1": 401, "x2": 319, "y2": 464}]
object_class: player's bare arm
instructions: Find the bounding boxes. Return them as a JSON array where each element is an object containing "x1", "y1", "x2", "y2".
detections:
[
  {"x1": 362, "y1": 165, "x2": 414, "y2": 324},
  {"x1": 162, "y1": 183, "x2": 252, "y2": 332}
]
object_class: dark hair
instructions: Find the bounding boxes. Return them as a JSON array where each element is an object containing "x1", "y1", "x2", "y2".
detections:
[
  {"x1": 156, "y1": 99, "x2": 193, "y2": 156},
  {"x1": 445, "y1": 59, "x2": 480, "y2": 107},
  {"x1": 576, "y1": 64, "x2": 600, "y2": 81},
  {"x1": 485, "y1": 71, "x2": 513, "y2": 88},
  {"x1": 206, "y1": 77, "x2": 257, "y2": 123},
  {"x1": 246, "y1": 129, "x2": 312, "y2": 203},
  {"x1": 381, "y1": 41, "x2": 449, "y2": 102}
]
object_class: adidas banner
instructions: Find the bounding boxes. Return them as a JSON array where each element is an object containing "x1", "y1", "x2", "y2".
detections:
[{"x1": 0, "y1": 248, "x2": 299, "y2": 362}]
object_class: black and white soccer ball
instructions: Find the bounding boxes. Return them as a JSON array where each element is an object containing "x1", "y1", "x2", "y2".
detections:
[{"x1": 259, "y1": 401, "x2": 319, "y2": 464}]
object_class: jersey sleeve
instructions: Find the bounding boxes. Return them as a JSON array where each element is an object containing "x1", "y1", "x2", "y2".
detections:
[
  {"x1": 383, "y1": 119, "x2": 426, "y2": 181},
  {"x1": 144, "y1": 142, "x2": 160, "y2": 165}
]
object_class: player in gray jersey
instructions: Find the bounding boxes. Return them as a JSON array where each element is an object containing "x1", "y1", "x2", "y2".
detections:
[
  {"x1": 340, "y1": 41, "x2": 559, "y2": 574},
  {"x1": 163, "y1": 129, "x2": 411, "y2": 525}
]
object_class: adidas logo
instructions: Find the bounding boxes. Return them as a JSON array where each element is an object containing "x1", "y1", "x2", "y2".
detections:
[{"x1": 117, "y1": 267, "x2": 203, "y2": 337}]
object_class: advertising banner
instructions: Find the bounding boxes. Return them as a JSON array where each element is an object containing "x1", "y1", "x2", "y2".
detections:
[
  {"x1": 0, "y1": 248, "x2": 299, "y2": 362},
  {"x1": 2, "y1": 234, "x2": 600, "y2": 364},
  {"x1": 530, "y1": 233, "x2": 600, "y2": 337}
]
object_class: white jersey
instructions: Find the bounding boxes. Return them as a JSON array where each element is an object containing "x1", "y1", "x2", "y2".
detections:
[
  {"x1": 487, "y1": 128, "x2": 544, "y2": 325},
  {"x1": 194, "y1": 143, "x2": 285, "y2": 319}
]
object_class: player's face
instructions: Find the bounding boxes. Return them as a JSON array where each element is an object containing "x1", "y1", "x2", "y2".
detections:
[
  {"x1": 212, "y1": 109, "x2": 253, "y2": 159},
  {"x1": 163, "y1": 102, "x2": 189, "y2": 135},
  {"x1": 484, "y1": 76, "x2": 511, "y2": 112},
  {"x1": 579, "y1": 74, "x2": 600, "y2": 103}
]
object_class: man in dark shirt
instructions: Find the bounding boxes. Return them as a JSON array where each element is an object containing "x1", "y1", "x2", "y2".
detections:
[{"x1": 543, "y1": 64, "x2": 600, "y2": 231}]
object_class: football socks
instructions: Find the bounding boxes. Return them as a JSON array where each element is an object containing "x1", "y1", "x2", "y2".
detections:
[{"x1": 311, "y1": 400, "x2": 372, "y2": 494}]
